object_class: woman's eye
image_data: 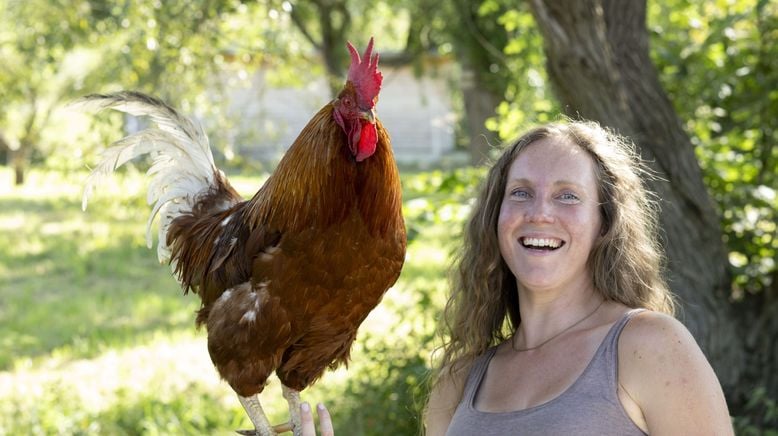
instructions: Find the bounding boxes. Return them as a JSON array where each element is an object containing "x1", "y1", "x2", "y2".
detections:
[
  {"x1": 510, "y1": 189, "x2": 530, "y2": 200},
  {"x1": 558, "y1": 192, "x2": 580, "y2": 203}
]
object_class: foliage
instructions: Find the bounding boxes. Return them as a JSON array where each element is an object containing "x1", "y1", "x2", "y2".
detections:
[
  {"x1": 732, "y1": 386, "x2": 778, "y2": 436},
  {"x1": 330, "y1": 334, "x2": 429, "y2": 435},
  {"x1": 0, "y1": 0, "x2": 100, "y2": 182},
  {"x1": 0, "y1": 0, "x2": 308, "y2": 179},
  {"x1": 484, "y1": 2, "x2": 558, "y2": 141},
  {"x1": 420, "y1": 0, "x2": 557, "y2": 158},
  {"x1": 0, "y1": 0, "x2": 421, "y2": 178},
  {"x1": 403, "y1": 167, "x2": 486, "y2": 243},
  {"x1": 648, "y1": 0, "x2": 778, "y2": 300}
]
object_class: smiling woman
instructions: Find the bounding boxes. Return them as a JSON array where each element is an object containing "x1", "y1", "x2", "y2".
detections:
[
  {"x1": 497, "y1": 138, "x2": 602, "y2": 296},
  {"x1": 424, "y1": 120, "x2": 734, "y2": 435}
]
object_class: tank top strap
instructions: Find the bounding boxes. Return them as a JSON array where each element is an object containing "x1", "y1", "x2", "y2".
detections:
[
  {"x1": 461, "y1": 346, "x2": 498, "y2": 405},
  {"x1": 600, "y1": 308, "x2": 647, "y2": 395}
]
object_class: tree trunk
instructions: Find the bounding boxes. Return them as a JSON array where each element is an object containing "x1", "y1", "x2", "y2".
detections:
[
  {"x1": 14, "y1": 163, "x2": 24, "y2": 186},
  {"x1": 289, "y1": 0, "x2": 350, "y2": 98},
  {"x1": 528, "y1": 0, "x2": 745, "y2": 396},
  {"x1": 9, "y1": 147, "x2": 27, "y2": 186},
  {"x1": 460, "y1": 66, "x2": 502, "y2": 165},
  {"x1": 449, "y1": 0, "x2": 512, "y2": 165}
]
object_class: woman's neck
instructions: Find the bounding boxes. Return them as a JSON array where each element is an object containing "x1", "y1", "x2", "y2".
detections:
[{"x1": 514, "y1": 282, "x2": 602, "y2": 350}]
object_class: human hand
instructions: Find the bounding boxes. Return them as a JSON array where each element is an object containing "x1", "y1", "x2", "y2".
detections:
[{"x1": 300, "y1": 402, "x2": 333, "y2": 436}]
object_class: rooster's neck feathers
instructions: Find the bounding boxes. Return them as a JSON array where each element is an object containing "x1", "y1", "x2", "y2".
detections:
[{"x1": 245, "y1": 104, "x2": 401, "y2": 236}]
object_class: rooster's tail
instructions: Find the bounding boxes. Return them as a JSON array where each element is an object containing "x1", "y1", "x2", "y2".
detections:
[{"x1": 75, "y1": 91, "x2": 231, "y2": 264}]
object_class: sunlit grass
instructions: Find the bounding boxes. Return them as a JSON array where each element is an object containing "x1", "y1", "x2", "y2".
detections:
[{"x1": 0, "y1": 165, "x2": 465, "y2": 434}]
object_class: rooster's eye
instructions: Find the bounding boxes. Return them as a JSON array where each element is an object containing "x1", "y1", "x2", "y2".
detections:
[{"x1": 342, "y1": 97, "x2": 354, "y2": 108}]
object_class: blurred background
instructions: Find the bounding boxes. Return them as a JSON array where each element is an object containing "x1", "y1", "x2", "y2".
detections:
[{"x1": 0, "y1": 0, "x2": 776, "y2": 434}]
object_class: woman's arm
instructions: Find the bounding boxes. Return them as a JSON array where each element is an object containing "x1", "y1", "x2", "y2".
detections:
[
  {"x1": 425, "y1": 365, "x2": 469, "y2": 436},
  {"x1": 619, "y1": 311, "x2": 734, "y2": 435}
]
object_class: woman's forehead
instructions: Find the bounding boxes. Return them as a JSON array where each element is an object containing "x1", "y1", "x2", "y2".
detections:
[{"x1": 507, "y1": 138, "x2": 598, "y2": 186}]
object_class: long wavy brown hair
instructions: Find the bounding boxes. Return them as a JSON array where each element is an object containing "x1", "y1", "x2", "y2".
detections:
[{"x1": 428, "y1": 120, "x2": 675, "y2": 403}]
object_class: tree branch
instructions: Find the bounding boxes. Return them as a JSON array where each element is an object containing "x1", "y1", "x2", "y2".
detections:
[
  {"x1": 457, "y1": 0, "x2": 510, "y2": 67},
  {"x1": 290, "y1": 4, "x2": 322, "y2": 51}
]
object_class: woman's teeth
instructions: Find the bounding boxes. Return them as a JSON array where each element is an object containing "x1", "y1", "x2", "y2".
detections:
[{"x1": 521, "y1": 237, "x2": 563, "y2": 249}]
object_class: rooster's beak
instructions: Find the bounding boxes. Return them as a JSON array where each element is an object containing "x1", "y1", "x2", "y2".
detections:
[{"x1": 360, "y1": 109, "x2": 376, "y2": 124}]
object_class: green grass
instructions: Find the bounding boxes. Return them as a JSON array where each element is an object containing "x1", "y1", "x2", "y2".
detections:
[
  {"x1": 0, "y1": 168, "x2": 197, "y2": 371},
  {"x1": 0, "y1": 165, "x2": 464, "y2": 435}
]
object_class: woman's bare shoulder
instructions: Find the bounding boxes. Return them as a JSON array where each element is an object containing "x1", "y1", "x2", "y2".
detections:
[
  {"x1": 620, "y1": 310, "x2": 689, "y2": 349},
  {"x1": 618, "y1": 310, "x2": 734, "y2": 435}
]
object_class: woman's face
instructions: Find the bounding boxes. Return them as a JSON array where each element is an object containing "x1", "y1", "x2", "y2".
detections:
[{"x1": 497, "y1": 137, "x2": 603, "y2": 295}]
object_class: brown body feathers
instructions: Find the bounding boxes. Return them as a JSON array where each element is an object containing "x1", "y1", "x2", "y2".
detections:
[
  {"x1": 167, "y1": 104, "x2": 405, "y2": 395},
  {"x1": 80, "y1": 39, "x2": 403, "y2": 406}
]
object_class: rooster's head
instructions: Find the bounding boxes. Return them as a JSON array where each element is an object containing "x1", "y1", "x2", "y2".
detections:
[{"x1": 333, "y1": 37, "x2": 382, "y2": 162}]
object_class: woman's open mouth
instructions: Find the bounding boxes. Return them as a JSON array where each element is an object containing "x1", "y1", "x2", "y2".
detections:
[{"x1": 520, "y1": 237, "x2": 565, "y2": 251}]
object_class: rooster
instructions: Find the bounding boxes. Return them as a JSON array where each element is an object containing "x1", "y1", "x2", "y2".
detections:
[{"x1": 78, "y1": 38, "x2": 406, "y2": 436}]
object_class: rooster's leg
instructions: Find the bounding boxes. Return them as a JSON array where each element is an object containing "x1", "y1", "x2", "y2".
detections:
[
  {"x1": 282, "y1": 385, "x2": 303, "y2": 436},
  {"x1": 237, "y1": 394, "x2": 277, "y2": 436}
]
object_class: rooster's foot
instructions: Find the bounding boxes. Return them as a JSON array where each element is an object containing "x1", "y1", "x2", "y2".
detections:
[
  {"x1": 282, "y1": 385, "x2": 303, "y2": 436},
  {"x1": 238, "y1": 394, "x2": 278, "y2": 436},
  {"x1": 236, "y1": 422, "x2": 292, "y2": 435}
]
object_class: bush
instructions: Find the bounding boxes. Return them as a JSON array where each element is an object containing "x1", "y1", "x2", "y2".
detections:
[{"x1": 733, "y1": 387, "x2": 778, "y2": 436}]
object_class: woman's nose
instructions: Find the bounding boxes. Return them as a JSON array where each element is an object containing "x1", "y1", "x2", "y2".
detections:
[{"x1": 525, "y1": 199, "x2": 555, "y2": 223}]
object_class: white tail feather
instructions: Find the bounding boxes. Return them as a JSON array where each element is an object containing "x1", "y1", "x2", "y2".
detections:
[{"x1": 76, "y1": 92, "x2": 219, "y2": 264}]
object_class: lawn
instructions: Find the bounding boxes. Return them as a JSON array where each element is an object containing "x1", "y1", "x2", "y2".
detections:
[{"x1": 0, "y1": 165, "x2": 476, "y2": 435}]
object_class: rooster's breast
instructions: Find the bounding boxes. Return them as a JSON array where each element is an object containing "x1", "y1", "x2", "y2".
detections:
[
  {"x1": 205, "y1": 206, "x2": 404, "y2": 395},
  {"x1": 261, "y1": 208, "x2": 405, "y2": 323}
]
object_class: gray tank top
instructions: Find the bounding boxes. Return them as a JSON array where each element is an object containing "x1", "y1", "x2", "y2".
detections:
[{"x1": 446, "y1": 309, "x2": 647, "y2": 436}]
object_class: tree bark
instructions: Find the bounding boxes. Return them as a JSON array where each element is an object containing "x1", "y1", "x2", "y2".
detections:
[
  {"x1": 289, "y1": 0, "x2": 350, "y2": 98},
  {"x1": 528, "y1": 0, "x2": 745, "y2": 395},
  {"x1": 9, "y1": 147, "x2": 27, "y2": 186},
  {"x1": 450, "y1": 0, "x2": 512, "y2": 165},
  {"x1": 14, "y1": 159, "x2": 24, "y2": 185},
  {"x1": 460, "y1": 66, "x2": 502, "y2": 165}
]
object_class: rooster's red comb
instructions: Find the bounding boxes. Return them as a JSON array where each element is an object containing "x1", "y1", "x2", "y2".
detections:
[{"x1": 347, "y1": 37, "x2": 382, "y2": 107}]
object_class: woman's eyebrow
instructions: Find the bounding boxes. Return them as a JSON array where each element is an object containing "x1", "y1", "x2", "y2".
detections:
[
  {"x1": 506, "y1": 177, "x2": 531, "y2": 185},
  {"x1": 506, "y1": 178, "x2": 585, "y2": 189},
  {"x1": 554, "y1": 180, "x2": 586, "y2": 189}
]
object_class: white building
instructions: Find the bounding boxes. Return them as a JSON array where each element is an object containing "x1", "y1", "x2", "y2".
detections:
[{"x1": 218, "y1": 62, "x2": 458, "y2": 166}]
